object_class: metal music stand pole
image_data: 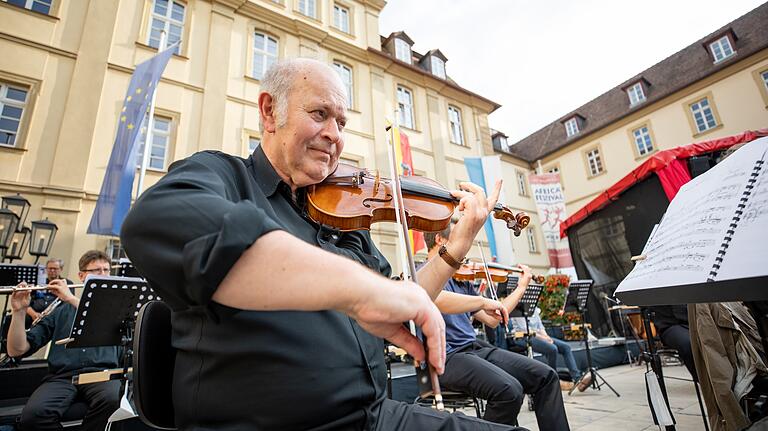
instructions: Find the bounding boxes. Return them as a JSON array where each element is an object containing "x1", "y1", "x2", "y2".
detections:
[
  {"x1": 566, "y1": 280, "x2": 620, "y2": 397},
  {"x1": 641, "y1": 308, "x2": 676, "y2": 431}
]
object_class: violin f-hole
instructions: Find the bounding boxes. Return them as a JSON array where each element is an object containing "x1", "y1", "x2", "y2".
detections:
[{"x1": 362, "y1": 194, "x2": 393, "y2": 208}]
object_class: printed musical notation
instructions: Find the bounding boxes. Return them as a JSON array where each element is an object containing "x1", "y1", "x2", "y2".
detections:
[{"x1": 618, "y1": 137, "x2": 767, "y2": 293}]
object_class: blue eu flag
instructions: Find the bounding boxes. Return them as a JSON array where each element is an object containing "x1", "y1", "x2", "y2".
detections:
[{"x1": 87, "y1": 44, "x2": 177, "y2": 236}]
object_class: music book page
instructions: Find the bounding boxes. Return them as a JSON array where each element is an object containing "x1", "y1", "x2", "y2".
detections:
[{"x1": 617, "y1": 137, "x2": 767, "y2": 292}]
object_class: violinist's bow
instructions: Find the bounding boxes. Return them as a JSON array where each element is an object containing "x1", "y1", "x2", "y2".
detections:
[
  {"x1": 476, "y1": 241, "x2": 509, "y2": 334},
  {"x1": 385, "y1": 124, "x2": 444, "y2": 411}
]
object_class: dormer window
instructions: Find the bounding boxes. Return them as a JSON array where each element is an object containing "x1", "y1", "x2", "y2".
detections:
[
  {"x1": 498, "y1": 135, "x2": 508, "y2": 151},
  {"x1": 564, "y1": 117, "x2": 580, "y2": 137},
  {"x1": 395, "y1": 38, "x2": 411, "y2": 64},
  {"x1": 431, "y1": 56, "x2": 445, "y2": 79},
  {"x1": 627, "y1": 82, "x2": 646, "y2": 106},
  {"x1": 709, "y1": 35, "x2": 735, "y2": 63}
]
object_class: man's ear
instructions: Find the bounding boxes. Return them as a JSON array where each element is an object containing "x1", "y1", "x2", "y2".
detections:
[{"x1": 258, "y1": 92, "x2": 277, "y2": 134}]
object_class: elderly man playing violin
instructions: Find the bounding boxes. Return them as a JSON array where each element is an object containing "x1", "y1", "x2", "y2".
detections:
[
  {"x1": 424, "y1": 225, "x2": 569, "y2": 429},
  {"x1": 121, "y1": 58, "x2": 526, "y2": 431}
]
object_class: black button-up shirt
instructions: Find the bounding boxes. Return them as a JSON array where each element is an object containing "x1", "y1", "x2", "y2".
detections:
[
  {"x1": 23, "y1": 302, "x2": 120, "y2": 378},
  {"x1": 121, "y1": 147, "x2": 392, "y2": 430}
]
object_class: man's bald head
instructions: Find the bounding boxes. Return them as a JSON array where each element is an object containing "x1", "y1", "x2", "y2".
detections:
[{"x1": 259, "y1": 58, "x2": 347, "y2": 129}]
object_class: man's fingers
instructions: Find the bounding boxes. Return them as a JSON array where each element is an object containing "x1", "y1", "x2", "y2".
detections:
[
  {"x1": 387, "y1": 326, "x2": 425, "y2": 363},
  {"x1": 487, "y1": 179, "x2": 502, "y2": 212}
]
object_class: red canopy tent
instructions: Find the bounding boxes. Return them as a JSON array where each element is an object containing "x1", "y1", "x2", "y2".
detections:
[{"x1": 560, "y1": 129, "x2": 768, "y2": 239}]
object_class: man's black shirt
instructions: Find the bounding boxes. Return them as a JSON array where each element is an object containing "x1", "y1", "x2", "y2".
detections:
[{"x1": 121, "y1": 147, "x2": 392, "y2": 430}]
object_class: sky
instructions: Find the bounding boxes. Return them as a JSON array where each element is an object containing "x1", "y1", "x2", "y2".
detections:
[{"x1": 379, "y1": 0, "x2": 766, "y2": 144}]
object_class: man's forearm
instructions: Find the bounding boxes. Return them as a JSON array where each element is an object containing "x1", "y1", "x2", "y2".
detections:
[
  {"x1": 213, "y1": 231, "x2": 383, "y2": 314},
  {"x1": 7, "y1": 310, "x2": 30, "y2": 357},
  {"x1": 434, "y1": 291, "x2": 485, "y2": 314}
]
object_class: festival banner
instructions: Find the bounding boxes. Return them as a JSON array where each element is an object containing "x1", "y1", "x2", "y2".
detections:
[
  {"x1": 391, "y1": 126, "x2": 426, "y2": 254},
  {"x1": 528, "y1": 173, "x2": 574, "y2": 270}
]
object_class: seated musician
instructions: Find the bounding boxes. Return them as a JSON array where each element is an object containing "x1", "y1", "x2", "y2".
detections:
[
  {"x1": 423, "y1": 226, "x2": 570, "y2": 429},
  {"x1": 120, "y1": 58, "x2": 524, "y2": 430},
  {"x1": 646, "y1": 305, "x2": 696, "y2": 380},
  {"x1": 7, "y1": 250, "x2": 120, "y2": 431},
  {"x1": 24, "y1": 258, "x2": 74, "y2": 328},
  {"x1": 509, "y1": 307, "x2": 592, "y2": 391}
]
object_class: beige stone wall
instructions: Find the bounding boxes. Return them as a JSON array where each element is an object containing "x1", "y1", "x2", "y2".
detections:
[{"x1": 0, "y1": 0, "x2": 500, "y2": 280}]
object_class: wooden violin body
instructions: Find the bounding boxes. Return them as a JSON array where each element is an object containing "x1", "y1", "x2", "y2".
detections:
[{"x1": 307, "y1": 164, "x2": 530, "y2": 235}]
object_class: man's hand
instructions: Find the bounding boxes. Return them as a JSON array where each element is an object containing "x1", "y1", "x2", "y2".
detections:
[
  {"x1": 518, "y1": 264, "x2": 533, "y2": 285},
  {"x1": 480, "y1": 297, "x2": 509, "y2": 325},
  {"x1": 446, "y1": 180, "x2": 502, "y2": 259},
  {"x1": 26, "y1": 308, "x2": 40, "y2": 320},
  {"x1": 47, "y1": 279, "x2": 77, "y2": 307},
  {"x1": 10, "y1": 283, "x2": 30, "y2": 313},
  {"x1": 347, "y1": 280, "x2": 446, "y2": 374}
]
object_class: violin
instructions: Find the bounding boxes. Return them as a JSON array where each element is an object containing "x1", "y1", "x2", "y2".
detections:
[
  {"x1": 452, "y1": 261, "x2": 546, "y2": 284},
  {"x1": 453, "y1": 262, "x2": 509, "y2": 283},
  {"x1": 306, "y1": 164, "x2": 530, "y2": 236}
]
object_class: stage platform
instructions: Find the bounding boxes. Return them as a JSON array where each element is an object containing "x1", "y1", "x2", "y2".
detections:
[{"x1": 390, "y1": 337, "x2": 643, "y2": 403}]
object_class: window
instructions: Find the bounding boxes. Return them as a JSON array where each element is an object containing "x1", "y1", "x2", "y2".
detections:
[
  {"x1": 3, "y1": 0, "x2": 52, "y2": 14},
  {"x1": 333, "y1": 4, "x2": 350, "y2": 33},
  {"x1": 516, "y1": 171, "x2": 528, "y2": 196},
  {"x1": 136, "y1": 115, "x2": 171, "y2": 170},
  {"x1": 431, "y1": 56, "x2": 446, "y2": 79},
  {"x1": 448, "y1": 106, "x2": 464, "y2": 145},
  {"x1": 397, "y1": 86, "x2": 414, "y2": 129},
  {"x1": 498, "y1": 135, "x2": 509, "y2": 151},
  {"x1": 627, "y1": 82, "x2": 646, "y2": 106},
  {"x1": 0, "y1": 83, "x2": 28, "y2": 148},
  {"x1": 709, "y1": 36, "x2": 735, "y2": 63},
  {"x1": 395, "y1": 38, "x2": 411, "y2": 64},
  {"x1": 333, "y1": 62, "x2": 353, "y2": 109},
  {"x1": 248, "y1": 136, "x2": 261, "y2": 153},
  {"x1": 689, "y1": 97, "x2": 717, "y2": 133},
  {"x1": 632, "y1": 125, "x2": 654, "y2": 156},
  {"x1": 527, "y1": 227, "x2": 537, "y2": 253},
  {"x1": 564, "y1": 117, "x2": 579, "y2": 137},
  {"x1": 585, "y1": 148, "x2": 603, "y2": 176},
  {"x1": 297, "y1": 0, "x2": 316, "y2": 18},
  {"x1": 761, "y1": 70, "x2": 768, "y2": 91},
  {"x1": 253, "y1": 32, "x2": 278, "y2": 80},
  {"x1": 148, "y1": 0, "x2": 185, "y2": 55},
  {"x1": 106, "y1": 238, "x2": 128, "y2": 264}
]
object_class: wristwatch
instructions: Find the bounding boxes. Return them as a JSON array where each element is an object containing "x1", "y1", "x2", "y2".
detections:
[{"x1": 438, "y1": 244, "x2": 462, "y2": 270}]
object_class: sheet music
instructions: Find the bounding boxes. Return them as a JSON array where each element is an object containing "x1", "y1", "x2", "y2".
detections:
[
  {"x1": 715, "y1": 144, "x2": 768, "y2": 281},
  {"x1": 618, "y1": 137, "x2": 768, "y2": 292}
]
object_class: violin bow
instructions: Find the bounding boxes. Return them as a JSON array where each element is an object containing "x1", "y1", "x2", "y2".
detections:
[
  {"x1": 385, "y1": 124, "x2": 444, "y2": 411},
  {"x1": 476, "y1": 241, "x2": 510, "y2": 334}
]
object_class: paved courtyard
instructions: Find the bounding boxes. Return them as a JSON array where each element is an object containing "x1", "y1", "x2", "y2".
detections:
[{"x1": 513, "y1": 363, "x2": 705, "y2": 430}]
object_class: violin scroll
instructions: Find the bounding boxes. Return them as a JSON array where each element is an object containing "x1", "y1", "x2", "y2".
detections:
[{"x1": 492, "y1": 206, "x2": 530, "y2": 237}]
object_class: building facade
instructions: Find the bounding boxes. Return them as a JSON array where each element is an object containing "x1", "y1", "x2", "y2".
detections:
[
  {"x1": 492, "y1": 3, "x2": 768, "y2": 274},
  {"x1": 0, "y1": 0, "x2": 513, "y2": 278}
]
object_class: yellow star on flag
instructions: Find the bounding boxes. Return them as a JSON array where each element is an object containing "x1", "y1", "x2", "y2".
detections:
[
  {"x1": 127, "y1": 123, "x2": 134, "y2": 130},
  {"x1": 121, "y1": 116, "x2": 126, "y2": 122},
  {"x1": 136, "y1": 88, "x2": 142, "y2": 94},
  {"x1": 127, "y1": 95, "x2": 132, "y2": 102},
  {"x1": 122, "y1": 106, "x2": 126, "y2": 112}
]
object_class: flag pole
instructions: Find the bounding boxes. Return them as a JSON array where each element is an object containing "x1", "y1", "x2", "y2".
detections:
[{"x1": 136, "y1": 31, "x2": 167, "y2": 199}]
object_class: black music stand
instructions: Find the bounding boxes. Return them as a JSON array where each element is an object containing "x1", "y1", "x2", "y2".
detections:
[
  {"x1": 565, "y1": 279, "x2": 620, "y2": 397},
  {"x1": 64, "y1": 276, "x2": 159, "y2": 383},
  {"x1": 116, "y1": 258, "x2": 142, "y2": 279},
  {"x1": 506, "y1": 278, "x2": 544, "y2": 356},
  {"x1": 0, "y1": 264, "x2": 39, "y2": 366}
]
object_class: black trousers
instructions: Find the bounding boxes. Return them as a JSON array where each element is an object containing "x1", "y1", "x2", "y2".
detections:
[
  {"x1": 659, "y1": 324, "x2": 697, "y2": 381},
  {"x1": 439, "y1": 340, "x2": 569, "y2": 430},
  {"x1": 375, "y1": 398, "x2": 527, "y2": 430},
  {"x1": 19, "y1": 376, "x2": 121, "y2": 431}
]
